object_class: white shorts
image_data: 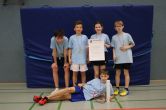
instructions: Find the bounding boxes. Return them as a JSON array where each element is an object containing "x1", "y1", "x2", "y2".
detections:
[{"x1": 70, "y1": 64, "x2": 88, "y2": 72}]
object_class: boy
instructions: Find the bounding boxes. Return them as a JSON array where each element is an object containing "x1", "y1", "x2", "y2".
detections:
[
  {"x1": 33, "y1": 70, "x2": 114, "y2": 105},
  {"x1": 50, "y1": 29, "x2": 69, "y2": 94},
  {"x1": 68, "y1": 20, "x2": 88, "y2": 86},
  {"x1": 111, "y1": 20, "x2": 135, "y2": 96}
]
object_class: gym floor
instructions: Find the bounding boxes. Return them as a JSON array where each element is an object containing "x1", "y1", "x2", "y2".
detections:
[{"x1": 0, "y1": 80, "x2": 166, "y2": 110}]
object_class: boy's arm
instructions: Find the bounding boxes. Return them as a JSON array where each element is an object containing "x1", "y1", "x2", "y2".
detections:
[
  {"x1": 120, "y1": 34, "x2": 135, "y2": 51},
  {"x1": 105, "y1": 35, "x2": 111, "y2": 48},
  {"x1": 109, "y1": 83, "x2": 115, "y2": 102},
  {"x1": 109, "y1": 94, "x2": 115, "y2": 102},
  {"x1": 113, "y1": 48, "x2": 117, "y2": 62},
  {"x1": 86, "y1": 37, "x2": 89, "y2": 63},
  {"x1": 68, "y1": 48, "x2": 72, "y2": 64},
  {"x1": 52, "y1": 49, "x2": 57, "y2": 64},
  {"x1": 64, "y1": 48, "x2": 68, "y2": 64},
  {"x1": 86, "y1": 46, "x2": 89, "y2": 63},
  {"x1": 120, "y1": 43, "x2": 134, "y2": 52},
  {"x1": 126, "y1": 42, "x2": 135, "y2": 49},
  {"x1": 104, "y1": 44, "x2": 111, "y2": 48},
  {"x1": 64, "y1": 48, "x2": 69, "y2": 68}
]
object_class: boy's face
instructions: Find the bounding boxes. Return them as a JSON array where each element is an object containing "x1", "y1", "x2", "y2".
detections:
[
  {"x1": 100, "y1": 74, "x2": 109, "y2": 82},
  {"x1": 95, "y1": 23, "x2": 103, "y2": 34},
  {"x1": 56, "y1": 36, "x2": 64, "y2": 44},
  {"x1": 74, "y1": 24, "x2": 83, "y2": 34},
  {"x1": 114, "y1": 24, "x2": 124, "y2": 33}
]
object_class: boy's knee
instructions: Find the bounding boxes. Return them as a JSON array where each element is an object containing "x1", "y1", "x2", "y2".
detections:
[
  {"x1": 64, "y1": 65, "x2": 69, "y2": 70},
  {"x1": 65, "y1": 88, "x2": 71, "y2": 93},
  {"x1": 67, "y1": 87, "x2": 75, "y2": 93},
  {"x1": 124, "y1": 69, "x2": 129, "y2": 73},
  {"x1": 116, "y1": 69, "x2": 121, "y2": 73},
  {"x1": 51, "y1": 63, "x2": 58, "y2": 70}
]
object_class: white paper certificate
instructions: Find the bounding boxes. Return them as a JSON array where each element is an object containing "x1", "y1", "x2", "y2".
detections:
[{"x1": 89, "y1": 39, "x2": 105, "y2": 61}]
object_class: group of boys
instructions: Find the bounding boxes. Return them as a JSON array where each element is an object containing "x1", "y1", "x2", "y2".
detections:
[{"x1": 33, "y1": 20, "x2": 135, "y2": 105}]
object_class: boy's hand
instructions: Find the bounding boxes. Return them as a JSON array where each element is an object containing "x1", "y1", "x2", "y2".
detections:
[
  {"x1": 120, "y1": 45, "x2": 129, "y2": 52},
  {"x1": 69, "y1": 59, "x2": 72, "y2": 65},
  {"x1": 104, "y1": 44, "x2": 111, "y2": 48},
  {"x1": 64, "y1": 63, "x2": 69, "y2": 68},
  {"x1": 78, "y1": 83, "x2": 85, "y2": 87},
  {"x1": 120, "y1": 44, "x2": 133, "y2": 52},
  {"x1": 109, "y1": 94, "x2": 115, "y2": 102},
  {"x1": 113, "y1": 55, "x2": 117, "y2": 62},
  {"x1": 94, "y1": 93, "x2": 106, "y2": 103},
  {"x1": 52, "y1": 63, "x2": 58, "y2": 68}
]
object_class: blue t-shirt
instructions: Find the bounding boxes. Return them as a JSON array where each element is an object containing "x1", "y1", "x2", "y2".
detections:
[
  {"x1": 68, "y1": 34, "x2": 88, "y2": 64},
  {"x1": 50, "y1": 36, "x2": 68, "y2": 58},
  {"x1": 90, "y1": 33, "x2": 111, "y2": 52},
  {"x1": 83, "y1": 78, "x2": 114, "y2": 100},
  {"x1": 111, "y1": 32, "x2": 135, "y2": 64}
]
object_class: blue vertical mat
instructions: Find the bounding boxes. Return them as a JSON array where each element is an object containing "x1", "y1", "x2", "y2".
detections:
[{"x1": 20, "y1": 5, "x2": 153, "y2": 88}]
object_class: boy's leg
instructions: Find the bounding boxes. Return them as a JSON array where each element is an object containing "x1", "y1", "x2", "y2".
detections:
[
  {"x1": 80, "y1": 64, "x2": 87, "y2": 83},
  {"x1": 120, "y1": 68, "x2": 130, "y2": 96},
  {"x1": 114, "y1": 69, "x2": 121, "y2": 95},
  {"x1": 47, "y1": 87, "x2": 75, "y2": 100},
  {"x1": 93, "y1": 66, "x2": 99, "y2": 78},
  {"x1": 64, "y1": 65, "x2": 70, "y2": 87},
  {"x1": 73, "y1": 71, "x2": 78, "y2": 86},
  {"x1": 124, "y1": 69, "x2": 130, "y2": 88},
  {"x1": 100, "y1": 65, "x2": 106, "y2": 73},
  {"x1": 100, "y1": 65, "x2": 106, "y2": 70},
  {"x1": 37, "y1": 87, "x2": 75, "y2": 105},
  {"x1": 80, "y1": 72, "x2": 86, "y2": 84},
  {"x1": 115, "y1": 69, "x2": 121, "y2": 87},
  {"x1": 71, "y1": 64, "x2": 79, "y2": 86},
  {"x1": 51, "y1": 63, "x2": 59, "y2": 88},
  {"x1": 49, "y1": 93, "x2": 71, "y2": 101}
]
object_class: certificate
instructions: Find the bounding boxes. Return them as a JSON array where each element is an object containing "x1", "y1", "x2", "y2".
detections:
[{"x1": 89, "y1": 39, "x2": 105, "y2": 61}]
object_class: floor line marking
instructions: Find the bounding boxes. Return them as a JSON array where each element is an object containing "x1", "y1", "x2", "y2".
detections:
[
  {"x1": 57, "y1": 101, "x2": 62, "y2": 110},
  {"x1": 114, "y1": 96, "x2": 123, "y2": 109}
]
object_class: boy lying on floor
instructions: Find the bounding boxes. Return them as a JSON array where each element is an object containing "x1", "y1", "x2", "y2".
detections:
[{"x1": 33, "y1": 70, "x2": 114, "y2": 105}]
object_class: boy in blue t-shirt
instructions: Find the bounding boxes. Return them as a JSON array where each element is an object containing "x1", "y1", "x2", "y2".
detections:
[
  {"x1": 33, "y1": 70, "x2": 114, "y2": 105},
  {"x1": 68, "y1": 20, "x2": 89, "y2": 86},
  {"x1": 111, "y1": 20, "x2": 135, "y2": 96},
  {"x1": 50, "y1": 29, "x2": 69, "y2": 94}
]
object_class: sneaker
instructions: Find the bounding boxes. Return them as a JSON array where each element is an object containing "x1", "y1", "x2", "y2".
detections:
[
  {"x1": 120, "y1": 89, "x2": 129, "y2": 96},
  {"x1": 50, "y1": 88, "x2": 59, "y2": 95},
  {"x1": 114, "y1": 89, "x2": 119, "y2": 95},
  {"x1": 33, "y1": 96, "x2": 42, "y2": 103},
  {"x1": 38, "y1": 97, "x2": 48, "y2": 105}
]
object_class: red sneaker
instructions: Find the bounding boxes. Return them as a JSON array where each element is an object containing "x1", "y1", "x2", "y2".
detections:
[
  {"x1": 33, "y1": 96, "x2": 42, "y2": 103},
  {"x1": 38, "y1": 97, "x2": 48, "y2": 105}
]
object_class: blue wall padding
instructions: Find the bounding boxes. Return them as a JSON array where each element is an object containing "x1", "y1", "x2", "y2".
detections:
[{"x1": 20, "y1": 5, "x2": 153, "y2": 88}]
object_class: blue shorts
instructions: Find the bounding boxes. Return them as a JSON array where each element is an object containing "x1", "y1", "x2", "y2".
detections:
[{"x1": 70, "y1": 86, "x2": 85, "y2": 102}]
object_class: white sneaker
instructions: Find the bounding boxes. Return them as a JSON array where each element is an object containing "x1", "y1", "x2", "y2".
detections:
[{"x1": 50, "y1": 88, "x2": 59, "y2": 95}]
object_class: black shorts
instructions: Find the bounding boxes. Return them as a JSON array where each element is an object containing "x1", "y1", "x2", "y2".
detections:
[
  {"x1": 52, "y1": 57, "x2": 64, "y2": 66},
  {"x1": 91, "y1": 52, "x2": 108, "y2": 66},
  {"x1": 115, "y1": 63, "x2": 131, "y2": 70}
]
